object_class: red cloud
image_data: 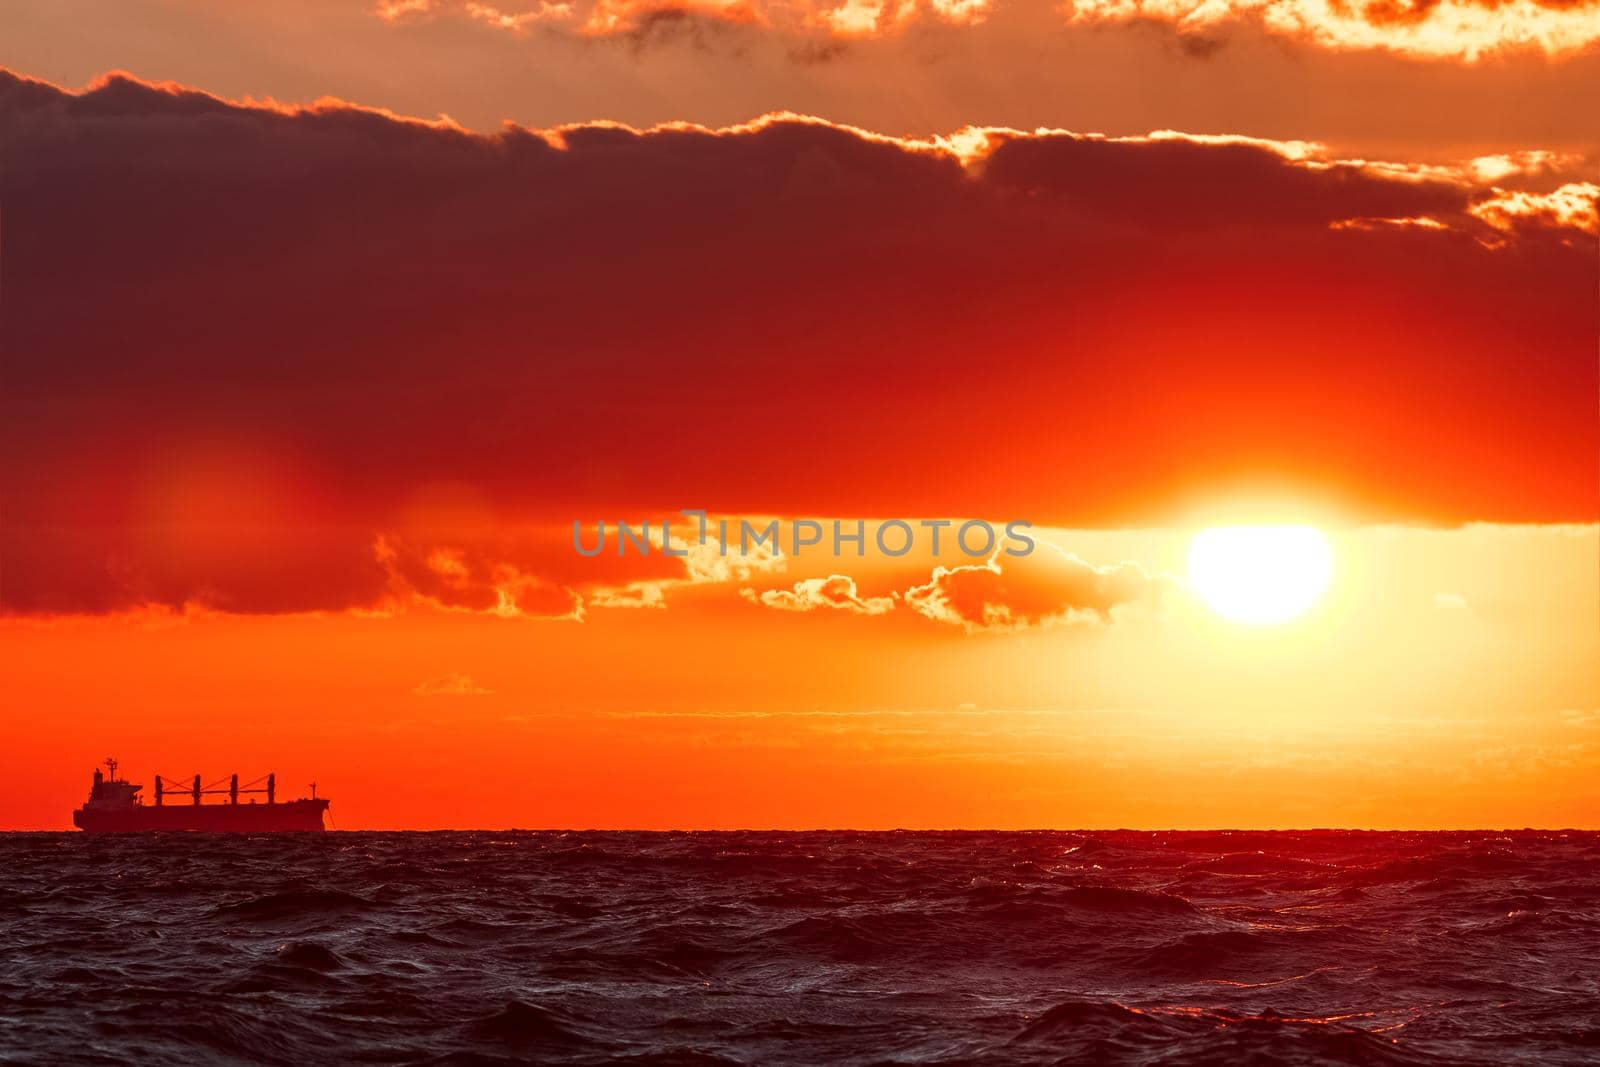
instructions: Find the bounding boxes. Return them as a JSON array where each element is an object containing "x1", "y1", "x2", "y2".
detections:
[
  {"x1": 374, "y1": 536, "x2": 586, "y2": 619},
  {"x1": 1, "y1": 71, "x2": 1594, "y2": 616}
]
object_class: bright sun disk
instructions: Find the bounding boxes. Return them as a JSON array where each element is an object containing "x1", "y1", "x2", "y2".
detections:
[{"x1": 1187, "y1": 525, "x2": 1333, "y2": 625}]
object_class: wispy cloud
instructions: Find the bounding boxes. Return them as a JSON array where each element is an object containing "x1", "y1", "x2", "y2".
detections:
[
  {"x1": 414, "y1": 672, "x2": 495, "y2": 696},
  {"x1": 1064, "y1": 0, "x2": 1600, "y2": 61},
  {"x1": 741, "y1": 575, "x2": 897, "y2": 615}
]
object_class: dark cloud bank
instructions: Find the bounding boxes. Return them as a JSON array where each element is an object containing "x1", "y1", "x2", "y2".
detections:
[{"x1": 1, "y1": 71, "x2": 1594, "y2": 615}]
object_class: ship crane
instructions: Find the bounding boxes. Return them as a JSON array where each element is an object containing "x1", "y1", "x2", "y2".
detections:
[{"x1": 152, "y1": 771, "x2": 280, "y2": 805}]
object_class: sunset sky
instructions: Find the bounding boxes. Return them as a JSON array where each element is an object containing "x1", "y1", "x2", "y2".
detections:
[{"x1": 2, "y1": 0, "x2": 1596, "y2": 829}]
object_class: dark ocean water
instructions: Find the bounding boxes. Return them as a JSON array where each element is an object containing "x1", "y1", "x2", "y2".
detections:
[{"x1": 2, "y1": 831, "x2": 1597, "y2": 1065}]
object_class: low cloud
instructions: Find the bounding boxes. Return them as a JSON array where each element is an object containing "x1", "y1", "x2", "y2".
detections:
[
  {"x1": 376, "y1": 537, "x2": 586, "y2": 619},
  {"x1": 741, "y1": 574, "x2": 898, "y2": 614},
  {"x1": 905, "y1": 545, "x2": 1174, "y2": 632},
  {"x1": 1469, "y1": 182, "x2": 1600, "y2": 243},
  {"x1": 372, "y1": 522, "x2": 787, "y2": 619}
]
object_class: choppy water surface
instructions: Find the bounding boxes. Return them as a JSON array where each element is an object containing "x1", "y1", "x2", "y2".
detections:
[{"x1": 2, "y1": 831, "x2": 1597, "y2": 1064}]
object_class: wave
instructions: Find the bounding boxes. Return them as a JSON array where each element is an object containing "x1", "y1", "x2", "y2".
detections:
[
  {"x1": 215, "y1": 888, "x2": 376, "y2": 920},
  {"x1": 2, "y1": 829, "x2": 1596, "y2": 1065}
]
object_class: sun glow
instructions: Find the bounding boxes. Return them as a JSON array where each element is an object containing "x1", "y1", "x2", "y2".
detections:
[{"x1": 1188, "y1": 525, "x2": 1333, "y2": 625}]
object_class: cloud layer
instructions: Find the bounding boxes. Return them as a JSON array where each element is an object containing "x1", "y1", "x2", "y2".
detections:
[
  {"x1": 378, "y1": 0, "x2": 995, "y2": 40},
  {"x1": 2, "y1": 70, "x2": 1595, "y2": 616},
  {"x1": 378, "y1": 0, "x2": 1600, "y2": 58}
]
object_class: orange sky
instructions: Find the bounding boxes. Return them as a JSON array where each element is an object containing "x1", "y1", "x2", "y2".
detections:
[
  {"x1": 6, "y1": 524, "x2": 1597, "y2": 829},
  {"x1": 1, "y1": 3, "x2": 1597, "y2": 829}
]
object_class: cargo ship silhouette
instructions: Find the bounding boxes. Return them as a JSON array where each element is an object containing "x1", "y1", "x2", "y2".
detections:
[{"x1": 73, "y1": 758, "x2": 329, "y2": 832}]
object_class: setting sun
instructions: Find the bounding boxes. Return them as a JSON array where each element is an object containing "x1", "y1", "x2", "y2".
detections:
[
  {"x1": 3, "y1": 7, "x2": 1599, "y2": 1063},
  {"x1": 1188, "y1": 525, "x2": 1333, "y2": 624}
]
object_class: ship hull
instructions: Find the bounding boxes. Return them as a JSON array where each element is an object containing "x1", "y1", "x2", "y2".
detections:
[{"x1": 73, "y1": 799, "x2": 328, "y2": 833}]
